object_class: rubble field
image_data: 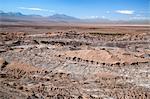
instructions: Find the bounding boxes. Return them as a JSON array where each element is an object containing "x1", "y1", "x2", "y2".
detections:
[{"x1": 0, "y1": 25, "x2": 150, "y2": 99}]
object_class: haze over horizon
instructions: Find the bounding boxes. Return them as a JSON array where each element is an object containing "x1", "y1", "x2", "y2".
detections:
[{"x1": 0, "y1": 0, "x2": 149, "y2": 20}]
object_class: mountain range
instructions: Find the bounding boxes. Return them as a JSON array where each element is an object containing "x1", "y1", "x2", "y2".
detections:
[{"x1": 0, "y1": 10, "x2": 149, "y2": 24}]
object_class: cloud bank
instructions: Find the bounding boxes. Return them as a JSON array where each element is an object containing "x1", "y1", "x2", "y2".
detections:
[
  {"x1": 18, "y1": 7, "x2": 55, "y2": 12},
  {"x1": 116, "y1": 10, "x2": 134, "y2": 15}
]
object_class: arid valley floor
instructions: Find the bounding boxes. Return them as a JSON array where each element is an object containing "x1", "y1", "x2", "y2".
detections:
[{"x1": 0, "y1": 24, "x2": 150, "y2": 99}]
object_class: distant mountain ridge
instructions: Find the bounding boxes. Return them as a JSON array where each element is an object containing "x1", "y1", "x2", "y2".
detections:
[
  {"x1": 0, "y1": 10, "x2": 149, "y2": 24},
  {"x1": 0, "y1": 11, "x2": 25, "y2": 17}
]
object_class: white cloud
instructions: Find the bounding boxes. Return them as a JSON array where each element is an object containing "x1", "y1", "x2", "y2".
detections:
[
  {"x1": 116, "y1": 10, "x2": 134, "y2": 15},
  {"x1": 132, "y1": 16, "x2": 150, "y2": 20},
  {"x1": 85, "y1": 16, "x2": 106, "y2": 19},
  {"x1": 18, "y1": 7, "x2": 55, "y2": 12},
  {"x1": 89, "y1": 16, "x2": 99, "y2": 19},
  {"x1": 102, "y1": 16, "x2": 106, "y2": 18},
  {"x1": 106, "y1": 11, "x2": 110, "y2": 14}
]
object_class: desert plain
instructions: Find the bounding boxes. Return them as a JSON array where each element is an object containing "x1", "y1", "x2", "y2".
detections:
[{"x1": 0, "y1": 24, "x2": 150, "y2": 99}]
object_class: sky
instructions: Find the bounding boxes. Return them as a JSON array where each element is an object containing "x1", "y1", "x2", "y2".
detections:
[{"x1": 0, "y1": 0, "x2": 149, "y2": 20}]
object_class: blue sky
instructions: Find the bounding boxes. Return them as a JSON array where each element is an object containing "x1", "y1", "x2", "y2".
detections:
[{"x1": 0, "y1": 0, "x2": 149, "y2": 20}]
